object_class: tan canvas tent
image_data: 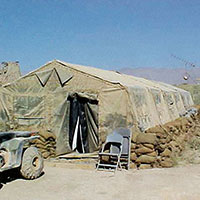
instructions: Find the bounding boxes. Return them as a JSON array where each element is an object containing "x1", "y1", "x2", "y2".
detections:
[
  {"x1": 0, "y1": 60, "x2": 194, "y2": 155},
  {"x1": 0, "y1": 61, "x2": 21, "y2": 85}
]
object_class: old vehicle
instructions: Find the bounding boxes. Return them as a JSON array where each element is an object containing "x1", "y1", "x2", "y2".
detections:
[{"x1": 0, "y1": 131, "x2": 44, "y2": 179}]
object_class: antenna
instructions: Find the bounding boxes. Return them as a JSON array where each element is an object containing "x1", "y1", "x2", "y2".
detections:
[
  {"x1": 171, "y1": 54, "x2": 196, "y2": 68},
  {"x1": 171, "y1": 54, "x2": 198, "y2": 83}
]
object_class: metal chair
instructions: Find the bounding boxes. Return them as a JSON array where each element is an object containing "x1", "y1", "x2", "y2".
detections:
[
  {"x1": 114, "y1": 128, "x2": 132, "y2": 170},
  {"x1": 96, "y1": 132, "x2": 123, "y2": 172}
]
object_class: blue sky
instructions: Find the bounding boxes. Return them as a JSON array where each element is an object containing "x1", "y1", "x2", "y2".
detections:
[{"x1": 1, "y1": 0, "x2": 200, "y2": 73}]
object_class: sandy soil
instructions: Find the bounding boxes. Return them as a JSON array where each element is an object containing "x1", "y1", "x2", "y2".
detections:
[{"x1": 1, "y1": 161, "x2": 200, "y2": 200}]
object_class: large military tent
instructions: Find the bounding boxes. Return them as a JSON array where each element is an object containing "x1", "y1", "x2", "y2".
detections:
[{"x1": 0, "y1": 60, "x2": 194, "y2": 155}]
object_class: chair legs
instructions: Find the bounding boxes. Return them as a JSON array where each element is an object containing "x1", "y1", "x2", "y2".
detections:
[{"x1": 96, "y1": 154, "x2": 122, "y2": 172}]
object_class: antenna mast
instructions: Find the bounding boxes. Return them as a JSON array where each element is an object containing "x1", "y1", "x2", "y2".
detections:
[{"x1": 171, "y1": 54, "x2": 197, "y2": 82}]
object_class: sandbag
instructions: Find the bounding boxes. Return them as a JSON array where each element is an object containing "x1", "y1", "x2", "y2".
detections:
[
  {"x1": 139, "y1": 164, "x2": 152, "y2": 169},
  {"x1": 160, "y1": 148, "x2": 172, "y2": 157},
  {"x1": 135, "y1": 146, "x2": 154, "y2": 154},
  {"x1": 136, "y1": 133, "x2": 157, "y2": 145},
  {"x1": 160, "y1": 158, "x2": 173, "y2": 168},
  {"x1": 136, "y1": 155, "x2": 156, "y2": 164}
]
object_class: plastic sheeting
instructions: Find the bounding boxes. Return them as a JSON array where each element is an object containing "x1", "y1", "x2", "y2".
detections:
[
  {"x1": 68, "y1": 93, "x2": 98, "y2": 153},
  {"x1": 69, "y1": 95, "x2": 88, "y2": 153}
]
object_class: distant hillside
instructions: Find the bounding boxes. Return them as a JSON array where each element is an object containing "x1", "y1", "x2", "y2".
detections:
[
  {"x1": 119, "y1": 67, "x2": 200, "y2": 85},
  {"x1": 177, "y1": 84, "x2": 200, "y2": 105}
]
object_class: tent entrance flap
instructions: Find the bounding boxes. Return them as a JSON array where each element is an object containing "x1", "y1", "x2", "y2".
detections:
[{"x1": 68, "y1": 93, "x2": 99, "y2": 153}]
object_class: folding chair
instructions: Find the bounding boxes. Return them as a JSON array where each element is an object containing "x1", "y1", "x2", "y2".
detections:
[
  {"x1": 96, "y1": 133, "x2": 123, "y2": 172},
  {"x1": 114, "y1": 128, "x2": 132, "y2": 170}
]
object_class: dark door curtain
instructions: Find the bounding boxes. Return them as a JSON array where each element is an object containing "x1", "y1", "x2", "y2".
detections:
[{"x1": 68, "y1": 94, "x2": 98, "y2": 153}]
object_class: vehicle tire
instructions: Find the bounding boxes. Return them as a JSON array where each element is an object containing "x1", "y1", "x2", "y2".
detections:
[{"x1": 20, "y1": 147, "x2": 44, "y2": 180}]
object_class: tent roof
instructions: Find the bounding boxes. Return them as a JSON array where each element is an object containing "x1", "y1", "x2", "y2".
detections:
[
  {"x1": 57, "y1": 60, "x2": 189, "y2": 94},
  {"x1": 3, "y1": 59, "x2": 190, "y2": 95}
]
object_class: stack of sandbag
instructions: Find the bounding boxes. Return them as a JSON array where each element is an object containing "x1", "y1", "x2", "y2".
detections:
[
  {"x1": 130, "y1": 133, "x2": 158, "y2": 169},
  {"x1": 129, "y1": 111, "x2": 200, "y2": 169},
  {"x1": 31, "y1": 131, "x2": 56, "y2": 159},
  {"x1": 147, "y1": 117, "x2": 195, "y2": 168}
]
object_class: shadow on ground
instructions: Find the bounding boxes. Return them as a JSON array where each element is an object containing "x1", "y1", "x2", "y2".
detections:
[
  {"x1": 0, "y1": 169, "x2": 45, "y2": 190},
  {"x1": 0, "y1": 169, "x2": 22, "y2": 190}
]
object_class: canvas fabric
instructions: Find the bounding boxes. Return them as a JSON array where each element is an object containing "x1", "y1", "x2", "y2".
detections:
[
  {"x1": 0, "y1": 60, "x2": 194, "y2": 155},
  {"x1": 0, "y1": 62, "x2": 21, "y2": 85}
]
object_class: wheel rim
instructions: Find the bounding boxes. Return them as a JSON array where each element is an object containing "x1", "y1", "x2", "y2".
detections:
[{"x1": 32, "y1": 157, "x2": 40, "y2": 170}]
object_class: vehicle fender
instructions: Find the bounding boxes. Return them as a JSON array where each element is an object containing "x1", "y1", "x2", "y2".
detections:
[{"x1": 0, "y1": 136, "x2": 39, "y2": 168}]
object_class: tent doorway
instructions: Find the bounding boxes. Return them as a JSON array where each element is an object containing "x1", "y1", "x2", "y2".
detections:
[{"x1": 68, "y1": 93, "x2": 99, "y2": 153}]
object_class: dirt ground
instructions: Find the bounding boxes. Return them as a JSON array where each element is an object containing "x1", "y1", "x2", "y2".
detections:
[{"x1": 1, "y1": 161, "x2": 200, "y2": 200}]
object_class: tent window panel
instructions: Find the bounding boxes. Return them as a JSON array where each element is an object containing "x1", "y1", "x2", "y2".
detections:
[
  {"x1": 152, "y1": 91, "x2": 161, "y2": 105},
  {"x1": 28, "y1": 96, "x2": 43, "y2": 110},
  {"x1": 35, "y1": 69, "x2": 53, "y2": 86},
  {"x1": 150, "y1": 89, "x2": 161, "y2": 105},
  {"x1": 45, "y1": 71, "x2": 60, "y2": 91},
  {"x1": 14, "y1": 96, "x2": 43, "y2": 116},
  {"x1": 132, "y1": 88, "x2": 148, "y2": 107},
  {"x1": 186, "y1": 95, "x2": 191, "y2": 105},
  {"x1": 138, "y1": 115, "x2": 151, "y2": 132},
  {"x1": 163, "y1": 93, "x2": 174, "y2": 106},
  {"x1": 14, "y1": 96, "x2": 28, "y2": 115},
  {"x1": 181, "y1": 94, "x2": 187, "y2": 106},
  {"x1": 174, "y1": 94, "x2": 180, "y2": 104},
  {"x1": 55, "y1": 68, "x2": 73, "y2": 86},
  {"x1": 134, "y1": 92, "x2": 147, "y2": 107}
]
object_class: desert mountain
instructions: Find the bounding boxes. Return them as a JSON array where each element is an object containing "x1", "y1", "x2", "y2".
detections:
[{"x1": 119, "y1": 67, "x2": 200, "y2": 85}]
